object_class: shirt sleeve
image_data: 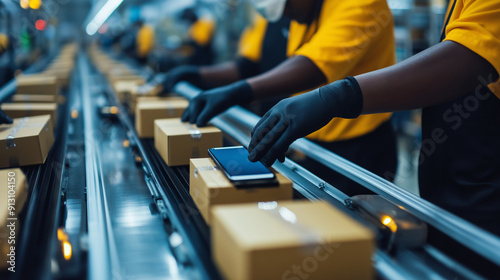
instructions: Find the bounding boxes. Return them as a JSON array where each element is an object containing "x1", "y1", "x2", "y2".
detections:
[
  {"x1": 444, "y1": 0, "x2": 500, "y2": 81},
  {"x1": 189, "y1": 18, "x2": 215, "y2": 47},
  {"x1": 238, "y1": 15, "x2": 268, "y2": 63},
  {"x1": 293, "y1": 0, "x2": 394, "y2": 83}
]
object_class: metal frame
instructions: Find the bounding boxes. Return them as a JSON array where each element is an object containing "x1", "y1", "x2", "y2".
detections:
[{"x1": 174, "y1": 81, "x2": 500, "y2": 267}]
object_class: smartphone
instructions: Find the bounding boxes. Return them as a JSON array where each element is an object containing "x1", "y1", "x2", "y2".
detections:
[{"x1": 208, "y1": 146, "x2": 277, "y2": 187}]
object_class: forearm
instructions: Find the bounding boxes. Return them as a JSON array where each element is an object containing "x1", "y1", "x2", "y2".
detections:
[
  {"x1": 199, "y1": 61, "x2": 241, "y2": 88},
  {"x1": 247, "y1": 55, "x2": 326, "y2": 100},
  {"x1": 357, "y1": 41, "x2": 499, "y2": 114}
]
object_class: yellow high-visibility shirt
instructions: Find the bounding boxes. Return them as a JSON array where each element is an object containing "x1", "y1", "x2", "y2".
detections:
[
  {"x1": 136, "y1": 25, "x2": 155, "y2": 58},
  {"x1": 443, "y1": 0, "x2": 500, "y2": 98},
  {"x1": 238, "y1": 0, "x2": 395, "y2": 142},
  {"x1": 238, "y1": 15, "x2": 267, "y2": 63},
  {"x1": 189, "y1": 18, "x2": 216, "y2": 47},
  {"x1": 0, "y1": 34, "x2": 8, "y2": 54}
]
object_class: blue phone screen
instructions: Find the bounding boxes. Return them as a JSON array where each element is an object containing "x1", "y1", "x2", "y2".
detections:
[{"x1": 210, "y1": 147, "x2": 273, "y2": 177}]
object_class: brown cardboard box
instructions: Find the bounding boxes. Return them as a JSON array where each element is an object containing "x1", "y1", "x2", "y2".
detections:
[
  {"x1": 16, "y1": 75, "x2": 60, "y2": 95},
  {"x1": 136, "y1": 98, "x2": 189, "y2": 138},
  {"x1": 189, "y1": 158, "x2": 293, "y2": 225},
  {"x1": 113, "y1": 80, "x2": 144, "y2": 103},
  {"x1": 212, "y1": 200, "x2": 375, "y2": 280},
  {"x1": 154, "y1": 118, "x2": 222, "y2": 166},
  {"x1": 0, "y1": 169, "x2": 28, "y2": 271},
  {"x1": 0, "y1": 115, "x2": 54, "y2": 168},
  {"x1": 128, "y1": 95, "x2": 182, "y2": 114},
  {"x1": 1, "y1": 103, "x2": 58, "y2": 124},
  {"x1": 108, "y1": 75, "x2": 144, "y2": 85},
  {"x1": 12, "y1": 94, "x2": 57, "y2": 103}
]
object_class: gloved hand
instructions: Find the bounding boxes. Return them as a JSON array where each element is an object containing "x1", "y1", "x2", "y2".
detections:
[
  {"x1": 248, "y1": 77, "x2": 364, "y2": 167},
  {"x1": 135, "y1": 65, "x2": 200, "y2": 96},
  {"x1": 0, "y1": 109, "x2": 13, "y2": 125},
  {"x1": 162, "y1": 65, "x2": 201, "y2": 93},
  {"x1": 181, "y1": 80, "x2": 253, "y2": 127}
]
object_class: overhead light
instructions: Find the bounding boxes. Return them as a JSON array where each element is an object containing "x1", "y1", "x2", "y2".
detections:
[
  {"x1": 20, "y1": 0, "x2": 29, "y2": 9},
  {"x1": 29, "y1": 0, "x2": 42, "y2": 9},
  {"x1": 35, "y1": 19, "x2": 47, "y2": 31},
  {"x1": 85, "y1": 0, "x2": 123, "y2": 36}
]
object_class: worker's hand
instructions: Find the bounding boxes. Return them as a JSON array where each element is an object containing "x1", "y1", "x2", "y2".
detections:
[
  {"x1": 248, "y1": 77, "x2": 364, "y2": 167},
  {"x1": 0, "y1": 109, "x2": 13, "y2": 125},
  {"x1": 135, "y1": 73, "x2": 167, "y2": 95},
  {"x1": 181, "y1": 80, "x2": 253, "y2": 127},
  {"x1": 162, "y1": 65, "x2": 201, "y2": 93}
]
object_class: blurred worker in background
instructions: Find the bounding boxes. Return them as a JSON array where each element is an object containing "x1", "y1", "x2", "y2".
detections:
[
  {"x1": 0, "y1": 32, "x2": 14, "y2": 87},
  {"x1": 134, "y1": 19, "x2": 155, "y2": 63},
  {"x1": 181, "y1": 8, "x2": 216, "y2": 66},
  {"x1": 248, "y1": 0, "x2": 500, "y2": 276},
  {"x1": 144, "y1": 0, "x2": 398, "y2": 196}
]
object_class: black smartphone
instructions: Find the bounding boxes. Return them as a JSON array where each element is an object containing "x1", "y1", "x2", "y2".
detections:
[{"x1": 208, "y1": 146, "x2": 278, "y2": 187}]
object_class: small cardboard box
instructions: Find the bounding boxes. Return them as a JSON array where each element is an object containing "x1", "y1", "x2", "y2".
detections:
[
  {"x1": 1, "y1": 103, "x2": 58, "y2": 124},
  {"x1": 12, "y1": 94, "x2": 57, "y2": 103},
  {"x1": 212, "y1": 201, "x2": 375, "y2": 280},
  {"x1": 41, "y1": 69, "x2": 71, "y2": 87},
  {"x1": 0, "y1": 169, "x2": 28, "y2": 271},
  {"x1": 16, "y1": 75, "x2": 60, "y2": 95},
  {"x1": 113, "y1": 80, "x2": 144, "y2": 103},
  {"x1": 0, "y1": 115, "x2": 54, "y2": 168},
  {"x1": 154, "y1": 118, "x2": 222, "y2": 166},
  {"x1": 189, "y1": 158, "x2": 293, "y2": 225},
  {"x1": 108, "y1": 75, "x2": 144, "y2": 86},
  {"x1": 136, "y1": 98, "x2": 189, "y2": 138}
]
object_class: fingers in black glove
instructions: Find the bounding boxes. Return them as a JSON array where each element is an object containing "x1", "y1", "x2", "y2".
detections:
[
  {"x1": 248, "y1": 77, "x2": 363, "y2": 165},
  {"x1": 0, "y1": 109, "x2": 13, "y2": 125},
  {"x1": 181, "y1": 80, "x2": 253, "y2": 127},
  {"x1": 163, "y1": 65, "x2": 201, "y2": 92}
]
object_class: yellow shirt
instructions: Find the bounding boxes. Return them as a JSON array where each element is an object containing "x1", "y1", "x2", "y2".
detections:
[
  {"x1": 189, "y1": 18, "x2": 216, "y2": 47},
  {"x1": 443, "y1": 0, "x2": 500, "y2": 98},
  {"x1": 136, "y1": 25, "x2": 155, "y2": 58},
  {"x1": 239, "y1": 0, "x2": 395, "y2": 142},
  {"x1": 0, "y1": 34, "x2": 8, "y2": 54}
]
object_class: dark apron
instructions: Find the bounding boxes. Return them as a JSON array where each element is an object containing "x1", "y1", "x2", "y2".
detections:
[{"x1": 419, "y1": 0, "x2": 500, "y2": 275}]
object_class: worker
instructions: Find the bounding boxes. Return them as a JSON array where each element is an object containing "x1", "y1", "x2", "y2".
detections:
[
  {"x1": 173, "y1": 0, "x2": 398, "y2": 196},
  {"x1": 181, "y1": 8, "x2": 216, "y2": 66},
  {"x1": 248, "y1": 0, "x2": 500, "y2": 276},
  {"x1": 135, "y1": 20, "x2": 155, "y2": 63}
]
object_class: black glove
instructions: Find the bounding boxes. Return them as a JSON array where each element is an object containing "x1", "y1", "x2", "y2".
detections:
[
  {"x1": 181, "y1": 80, "x2": 253, "y2": 127},
  {"x1": 248, "y1": 77, "x2": 363, "y2": 167},
  {"x1": 162, "y1": 65, "x2": 201, "y2": 92},
  {"x1": 0, "y1": 109, "x2": 13, "y2": 125}
]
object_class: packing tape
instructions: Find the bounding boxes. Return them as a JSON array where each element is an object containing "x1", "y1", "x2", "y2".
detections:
[
  {"x1": 5, "y1": 118, "x2": 48, "y2": 149},
  {"x1": 258, "y1": 201, "x2": 322, "y2": 245},
  {"x1": 183, "y1": 123, "x2": 202, "y2": 141},
  {"x1": 6, "y1": 118, "x2": 28, "y2": 149},
  {"x1": 194, "y1": 166, "x2": 218, "y2": 178}
]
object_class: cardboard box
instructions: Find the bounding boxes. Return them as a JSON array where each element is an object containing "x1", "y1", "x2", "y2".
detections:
[
  {"x1": 113, "y1": 80, "x2": 144, "y2": 103},
  {"x1": 1, "y1": 103, "x2": 58, "y2": 124},
  {"x1": 190, "y1": 158, "x2": 293, "y2": 225},
  {"x1": 212, "y1": 201, "x2": 375, "y2": 280},
  {"x1": 0, "y1": 169, "x2": 28, "y2": 271},
  {"x1": 12, "y1": 94, "x2": 57, "y2": 103},
  {"x1": 154, "y1": 118, "x2": 222, "y2": 166},
  {"x1": 16, "y1": 75, "x2": 60, "y2": 95},
  {"x1": 0, "y1": 115, "x2": 54, "y2": 168},
  {"x1": 136, "y1": 98, "x2": 189, "y2": 138},
  {"x1": 108, "y1": 75, "x2": 144, "y2": 86},
  {"x1": 128, "y1": 95, "x2": 181, "y2": 114}
]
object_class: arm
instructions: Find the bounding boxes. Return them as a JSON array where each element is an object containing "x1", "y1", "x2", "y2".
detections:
[
  {"x1": 198, "y1": 61, "x2": 243, "y2": 88},
  {"x1": 247, "y1": 55, "x2": 326, "y2": 99},
  {"x1": 358, "y1": 41, "x2": 499, "y2": 114},
  {"x1": 247, "y1": 41, "x2": 499, "y2": 166}
]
